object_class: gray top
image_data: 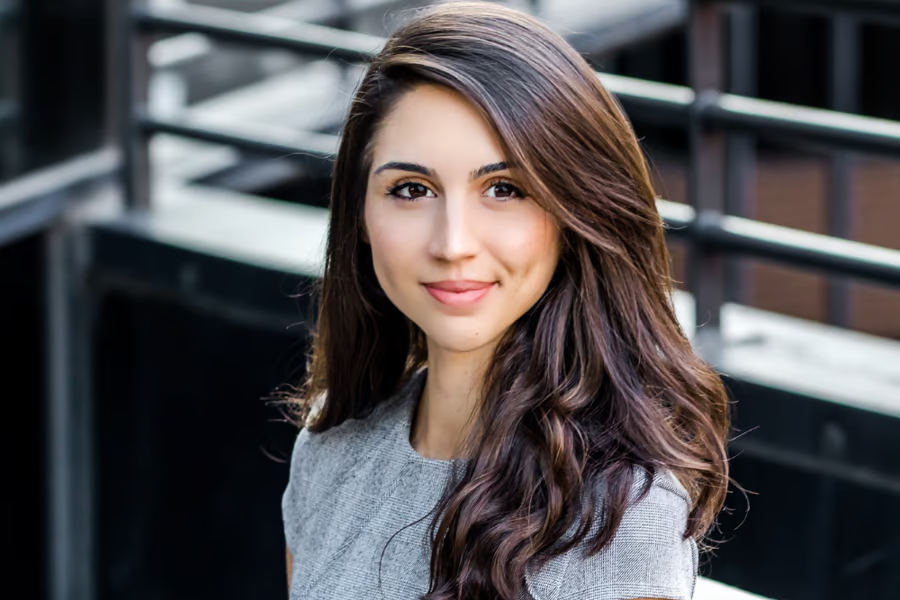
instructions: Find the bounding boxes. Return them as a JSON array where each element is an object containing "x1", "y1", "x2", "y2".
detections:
[{"x1": 282, "y1": 368, "x2": 698, "y2": 600}]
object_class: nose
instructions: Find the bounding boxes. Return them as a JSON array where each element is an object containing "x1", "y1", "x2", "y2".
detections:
[{"x1": 428, "y1": 191, "x2": 479, "y2": 263}]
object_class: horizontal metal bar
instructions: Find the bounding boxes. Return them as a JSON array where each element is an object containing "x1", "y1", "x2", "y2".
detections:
[
  {"x1": 597, "y1": 73, "x2": 692, "y2": 127},
  {"x1": 703, "y1": 211, "x2": 900, "y2": 287},
  {"x1": 659, "y1": 200, "x2": 900, "y2": 287},
  {"x1": 0, "y1": 149, "x2": 120, "y2": 247},
  {"x1": 139, "y1": 113, "x2": 337, "y2": 175},
  {"x1": 135, "y1": 3, "x2": 382, "y2": 63},
  {"x1": 656, "y1": 199, "x2": 696, "y2": 232},
  {"x1": 767, "y1": 4, "x2": 900, "y2": 28},
  {"x1": 709, "y1": 93, "x2": 900, "y2": 156},
  {"x1": 598, "y1": 77, "x2": 900, "y2": 156},
  {"x1": 732, "y1": 437, "x2": 900, "y2": 498},
  {"x1": 708, "y1": 0, "x2": 900, "y2": 14}
]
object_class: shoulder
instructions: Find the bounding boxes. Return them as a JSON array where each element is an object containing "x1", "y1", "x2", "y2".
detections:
[
  {"x1": 616, "y1": 467, "x2": 693, "y2": 545},
  {"x1": 524, "y1": 467, "x2": 698, "y2": 600},
  {"x1": 281, "y1": 372, "x2": 421, "y2": 507},
  {"x1": 285, "y1": 389, "x2": 404, "y2": 487},
  {"x1": 281, "y1": 387, "x2": 408, "y2": 551}
]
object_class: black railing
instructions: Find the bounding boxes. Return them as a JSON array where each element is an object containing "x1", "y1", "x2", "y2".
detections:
[
  {"x1": 134, "y1": 4, "x2": 900, "y2": 156},
  {"x1": 723, "y1": 0, "x2": 900, "y2": 11},
  {"x1": 0, "y1": 149, "x2": 119, "y2": 246},
  {"x1": 134, "y1": 3, "x2": 382, "y2": 63},
  {"x1": 120, "y1": 1, "x2": 900, "y2": 348},
  {"x1": 138, "y1": 112, "x2": 338, "y2": 173}
]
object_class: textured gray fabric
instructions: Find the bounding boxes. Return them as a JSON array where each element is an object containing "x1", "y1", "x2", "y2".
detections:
[{"x1": 282, "y1": 368, "x2": 698, "y2": 600}]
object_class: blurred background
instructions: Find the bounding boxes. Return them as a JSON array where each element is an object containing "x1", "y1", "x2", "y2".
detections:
[{"x1": 2, "y1": 0, "x2": 899, "y2": 599}]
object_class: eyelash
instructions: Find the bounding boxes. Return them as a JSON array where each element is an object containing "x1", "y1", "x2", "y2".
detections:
[{"x1": 385, "y1": 178, "x2": 526, "y2": 201}]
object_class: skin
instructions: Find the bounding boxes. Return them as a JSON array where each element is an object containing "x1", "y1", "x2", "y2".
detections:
[
  {"x1": 286, "y1": 85, "x2": 666, "y2": 600},
  {"x1": 286, "y1": 548, "x2": 292, "y2": 592},
  {"x1": 363, "y1": 83, "x2": 561, "y2": 461}
]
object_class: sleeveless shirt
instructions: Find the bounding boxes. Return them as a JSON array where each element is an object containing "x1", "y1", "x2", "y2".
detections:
[{"x1": 281, "y1": 368, "x2": 698, "y2": 599}]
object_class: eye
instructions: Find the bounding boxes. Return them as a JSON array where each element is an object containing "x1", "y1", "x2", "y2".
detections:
[
  {"x1": 387, "y1": 181, "x2": 436, "y2": 200},
  {"x1": 485, "y1": 180, "x2": 525, "y2": 200}
]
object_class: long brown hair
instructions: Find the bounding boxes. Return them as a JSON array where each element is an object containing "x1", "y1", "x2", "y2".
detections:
[{"x1": 292, "y1": 2, "x2": 730, "y2": 599}]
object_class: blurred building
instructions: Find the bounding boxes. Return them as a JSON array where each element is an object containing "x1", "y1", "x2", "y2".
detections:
[{"x1": 1, "y1": 1, "x2": 899, "y2": 600}]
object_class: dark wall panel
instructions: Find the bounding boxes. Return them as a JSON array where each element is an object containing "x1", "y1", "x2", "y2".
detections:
[
  {"x1": 94, "y1": 291, "x2": 305, "y2": 600},
  {"x1": 708, "y1": 378, "x2": 900, "y2": 600},
  {"x1": 0, "y1": 233, "x2": 46, "y2": 600},
  {"x1": 18, "y1": 0, "x2": 106, "y2": 171}
]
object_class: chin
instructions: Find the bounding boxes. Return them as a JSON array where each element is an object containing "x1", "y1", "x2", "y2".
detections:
[{"x1": 426, "y1": 329, "x2": 501, "y2": 354}]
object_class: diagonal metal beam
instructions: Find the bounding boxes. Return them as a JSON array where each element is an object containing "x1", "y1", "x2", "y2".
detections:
[
  {"x1": 135, "y1": 3, "x2": 384, "y2": 63},
  {"x1": 0, "y1": 149, "x2": 120, "y2": 246}
]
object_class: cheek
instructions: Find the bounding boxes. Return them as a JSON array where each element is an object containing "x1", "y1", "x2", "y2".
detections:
[
  {"x1": 496, "y1": 212, "x2": 560, "y2": 280},
  {"x1": 364, "y1": 202, "x2": 417, "y2": 286}
]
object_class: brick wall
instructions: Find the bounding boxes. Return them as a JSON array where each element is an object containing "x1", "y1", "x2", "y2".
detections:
[{"x1": 652, "y1": 156, "x2": 900, "y2": 341}]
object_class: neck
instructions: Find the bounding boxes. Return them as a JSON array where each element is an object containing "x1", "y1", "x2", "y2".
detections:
[{"x1": 411, "y1": 338, "x2": 496, "y2": 461}]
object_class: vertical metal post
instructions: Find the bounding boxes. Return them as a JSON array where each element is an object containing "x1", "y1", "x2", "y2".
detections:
[
  {"x1": 809, "y1": 421, "x2": 846, "y2": 596},
  {"x1": 725, "y1": 4, "x2": 757, "y2": 306},
  {"x1": 688, "y1": 0, "x2": 727, "y2": 358},
  {"x1": 46, "y1": 218, "x2": 95, "y2": 600},
  {"x1": 113, "y1": 0, "x2": 151, "y2": 210},
  {"x1": 827, "y1": 15, "x2": 859, "y2": 328}
]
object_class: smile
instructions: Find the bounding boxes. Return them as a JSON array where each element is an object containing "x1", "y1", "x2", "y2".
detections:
[{"x1": 423, "y1": 281, "x2": 495, "y2": 306}]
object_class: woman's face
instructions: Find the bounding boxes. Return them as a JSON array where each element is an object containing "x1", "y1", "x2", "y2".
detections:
[{"x1": 364, "y1": 84, "x2": 561, "y2": 354}]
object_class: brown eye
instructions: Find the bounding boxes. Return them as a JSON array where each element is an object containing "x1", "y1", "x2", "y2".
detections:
[
  {"x1": 485, "y1": 181, "x2": 524, "y2": 200},
  {"x1": 389, "y1": 182, "x2": 436, "y2": 200}
]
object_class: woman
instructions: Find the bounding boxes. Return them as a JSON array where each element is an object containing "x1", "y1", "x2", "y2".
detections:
[{"x1": 282, "y1": 2, "x2": 730, "y2": 599}]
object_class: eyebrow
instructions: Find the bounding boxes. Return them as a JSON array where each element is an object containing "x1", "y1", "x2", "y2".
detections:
[
  {"x1": 471, "y1": 162, "x2": 509, "y2": 180},
  {"x1": 372, "y1": 161, "x2": 510, "y2": 181}
]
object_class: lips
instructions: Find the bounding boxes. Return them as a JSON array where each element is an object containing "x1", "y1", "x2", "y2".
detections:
[{"x1": 423, "y1": 280, "x2": 495, "y2": 306}]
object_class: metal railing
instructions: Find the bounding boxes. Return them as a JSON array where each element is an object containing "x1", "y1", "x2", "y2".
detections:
[
  {"x1": 119, "y1": 0, "x2": 900, "y2": 359},
  {"x1": 0, "y1": 149, "x2": 119, "y2": 246},
  {"x1": 725, "y1": 0, "x2": 900, "y2": 12},
  {"x1": 132, "y1": 3, "x2": 900, "y2": 157}
]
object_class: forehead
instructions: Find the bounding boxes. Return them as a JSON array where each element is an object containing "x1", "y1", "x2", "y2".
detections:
[{"x1": 369, "y1": 84, "x2": 507, "y2": 170}]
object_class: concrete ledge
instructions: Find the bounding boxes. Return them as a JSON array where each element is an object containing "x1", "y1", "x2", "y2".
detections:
[
  {"x1": 672, "y1": 293, "x2": 900, "y2": 418},
  {"x1": 696, "y1": 577, "x2": 772, "y2": 599}
]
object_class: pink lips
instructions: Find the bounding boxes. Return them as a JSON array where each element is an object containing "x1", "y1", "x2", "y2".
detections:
[{"x1": 423, "y1": 280, "x2": 495, "y2": 306}]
